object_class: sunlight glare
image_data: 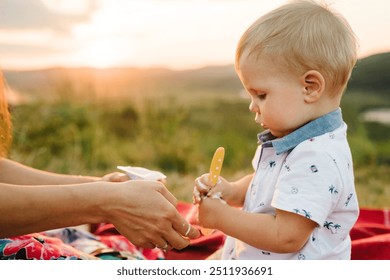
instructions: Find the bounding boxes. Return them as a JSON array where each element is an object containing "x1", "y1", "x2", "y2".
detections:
[
  {"x1": 40, "y1": 0, "x2": 92, "y2": 15},
  {"x1": 70, "y1": 3, "x2": 136, "y2": 69},
  {"x1": 77, "y1": 40, "x2": 128, "y2": 69}
]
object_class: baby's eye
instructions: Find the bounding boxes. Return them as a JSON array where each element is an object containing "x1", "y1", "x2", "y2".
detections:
[{"x1": 257, "y1": 93, "x2": 266, "y2": 100}]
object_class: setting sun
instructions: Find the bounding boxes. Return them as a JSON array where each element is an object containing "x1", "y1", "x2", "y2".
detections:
[{"x1": 74, "y1": 38, "x2": 131, "y2": 69}]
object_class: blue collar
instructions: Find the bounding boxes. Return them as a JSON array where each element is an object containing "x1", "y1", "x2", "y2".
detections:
[{"x1": 257, "y1": 108, "x2": 343, "y2": 155}]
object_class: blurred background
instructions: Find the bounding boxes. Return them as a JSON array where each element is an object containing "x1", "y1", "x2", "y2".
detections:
[{"x1": 1, "y1": 0, "x2": 389, "y2": 206}]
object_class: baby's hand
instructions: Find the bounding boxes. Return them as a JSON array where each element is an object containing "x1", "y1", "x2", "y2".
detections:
[
  {"x1": 193, "y1": 174, "x2": 212, "y2": 204},
  {"x1": 193, "y1": 174, "x2": 237, "y2": 206},
  {"x1": 193, "y1": 173, "x2": 229, "y2": 204}
]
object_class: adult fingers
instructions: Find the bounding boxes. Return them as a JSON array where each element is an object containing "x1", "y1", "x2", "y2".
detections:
[
  {"x1": 153, "y1": 181, "x2": 178, "y2": 207},
  {"x1": 153, "y1": 237, "x2": 172, "y2": 252},
  {"x1": 163, "y1": 224, "x2": 201, "y2": 251},
  {"x1": 102, "y1": 172, "x2": 130, "y2": 182},
  {"x1": 183, "y1": 223, "x2": 201, "y2": 239},
  {"x1": 160, "y1": 212, "x2": 201, "y2": 250},
  {"x1": 172, "y1": 214, "x2": 201, "y2": 240}
]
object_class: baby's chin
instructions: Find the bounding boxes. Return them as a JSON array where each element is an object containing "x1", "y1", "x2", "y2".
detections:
[{"x1": 269, "y1": 128, "x2": 293, "y2": 138}]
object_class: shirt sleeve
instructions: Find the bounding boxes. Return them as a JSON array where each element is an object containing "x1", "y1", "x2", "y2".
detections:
[{"x1": 271, "y1": 146, "x2": 340, "y2": 226}]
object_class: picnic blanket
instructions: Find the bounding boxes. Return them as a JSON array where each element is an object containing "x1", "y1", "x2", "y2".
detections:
[
  {"x1": 1, "y1": 202, "x2": 389, "y2": 260},
  {"x1": 350, "y1": 208, "x2": 390, "y2": 260}
]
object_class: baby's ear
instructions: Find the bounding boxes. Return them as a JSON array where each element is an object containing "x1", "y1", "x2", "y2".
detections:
[{"x1": 302, "y1": 70, "x2": 325, "y2": 103}]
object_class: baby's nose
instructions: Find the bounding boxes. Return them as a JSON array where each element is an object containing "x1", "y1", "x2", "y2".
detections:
[{"x1": 249, "y1": 100, "x2": 259, "y2": 113}]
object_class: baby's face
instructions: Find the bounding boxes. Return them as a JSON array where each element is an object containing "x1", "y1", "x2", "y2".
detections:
[{"x1": 236, "y1": 53, "x2": 314, "y2": 138}]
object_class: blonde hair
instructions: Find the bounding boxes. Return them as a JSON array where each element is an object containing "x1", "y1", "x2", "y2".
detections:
[
  {"x1": 0, "y1": 72, "x2": 12, "y2": 158},
  {"x1": 236, "y1": 0, "x2": 358, "y2": 96}
]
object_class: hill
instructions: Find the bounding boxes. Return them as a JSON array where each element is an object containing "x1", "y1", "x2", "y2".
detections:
[
  {"x1": 348, "y1": 52, "x2": 390, "y2": 93},
  {"x1": 3, "y1": 65, "x2": 241, "y2": 104},
  {"x1": 3, "y1": 51, "x2": 389, "y2": 103}
]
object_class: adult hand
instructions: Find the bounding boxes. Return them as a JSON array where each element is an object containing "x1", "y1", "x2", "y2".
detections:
[
  {"x1": 101, "y1": 172, "x2": 130, "y2": 182},
  {"x1": 101, "y1": 171, "x2": 168, "y2": 186},
  {"x1": 104, "y1": 180, "x2": 200, "y2": 250}
]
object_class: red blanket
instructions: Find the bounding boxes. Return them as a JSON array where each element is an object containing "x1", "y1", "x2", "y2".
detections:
[
  {"x1": 5, "y1": 203, "x2": 387, "y2": 260},
  {"x1": 350, "y1": 208, "x2": 390, "y2": 260}
]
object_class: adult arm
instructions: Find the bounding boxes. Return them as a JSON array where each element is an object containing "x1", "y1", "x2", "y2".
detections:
[
  {"x1": 0, "y1": 158, "x2": 100, "y2": 185},
  {"x1": 0, "y1": 180, "x2": 200, "y2": 250}
]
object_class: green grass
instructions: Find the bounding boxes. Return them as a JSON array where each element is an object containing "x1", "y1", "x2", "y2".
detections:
[{"x1": 9, "y1": 88, "x2": 390, "y2": 208}]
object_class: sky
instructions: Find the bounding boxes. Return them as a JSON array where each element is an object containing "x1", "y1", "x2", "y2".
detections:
[{"x1": 0, "y1": 0, "x2": 389, "y2": 70}]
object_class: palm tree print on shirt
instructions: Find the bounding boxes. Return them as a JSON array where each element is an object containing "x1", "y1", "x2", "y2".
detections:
[
  {"x1": 324, "y1": 221, "x2": 341, "y2": 234},
  {"x1": 293, "y1": 209, "x2": 312, "y2": 219},
  {"x1": 329, "y1": 185, "x2": 339, "y2": 195},
  {"x1": 345, "y1": 193, "x2": 353, "y2": 207}
]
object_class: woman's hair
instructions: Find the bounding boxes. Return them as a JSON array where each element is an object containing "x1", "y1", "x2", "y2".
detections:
[
  {"x1": 0, "y1": 72, "x2": 12, "y2": 158},
  {"x1": 235, "y1": 0, "x2": 358, "y2": 96}
]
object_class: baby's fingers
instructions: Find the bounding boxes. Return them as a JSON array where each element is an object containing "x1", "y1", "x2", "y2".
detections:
[
  {"x1": 193, "y1": 176, "x2": 212, "y2": 204},
  {"x1": 192, "y1": 186, "x2": 202, "y2": 204},
  {"x1": 196, "y1": 177, "x2": 211, "y2": 191}
]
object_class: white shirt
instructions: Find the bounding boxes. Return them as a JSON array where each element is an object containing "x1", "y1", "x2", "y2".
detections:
[{"x1": 222, "y1": 109, "x2": 359, "y2": 259}]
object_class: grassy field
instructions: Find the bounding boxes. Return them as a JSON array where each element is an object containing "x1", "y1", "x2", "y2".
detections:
[{"x1": 8, "y1": 85, "x2": 390, "y2": 208}]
